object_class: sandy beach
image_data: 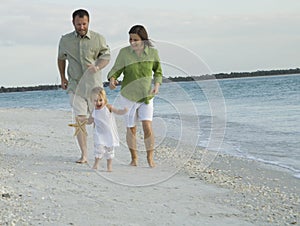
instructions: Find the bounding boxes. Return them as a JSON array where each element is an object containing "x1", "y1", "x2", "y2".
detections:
[{"x1": 0, "y1": 108, "x2": 299, "y2": 226}]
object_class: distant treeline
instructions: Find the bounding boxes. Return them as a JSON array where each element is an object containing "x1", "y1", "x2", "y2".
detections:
[
  {"x1": 0, "y1": 84, "x2": 61, "y2": 93},
  {"x1": 164, "y1": 68, "x2": 300, "y2": 82},
  {"x1": 1, "y1": 68, "x2": 299, "y2": 93}
]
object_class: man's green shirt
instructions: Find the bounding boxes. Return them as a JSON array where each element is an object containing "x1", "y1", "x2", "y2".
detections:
[{"x1": 58, "y1": 30, "x2": 110, "y2": 94}]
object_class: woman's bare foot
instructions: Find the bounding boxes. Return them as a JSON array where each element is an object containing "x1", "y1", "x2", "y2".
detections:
[
  {"x1": 147, "y1": 158, "x2": 155, "y2": 168},
  {"x1": 129, "y1": 160, "x2": 137, "y2": 166},
  {"x1": 147, "y1": 150, "x2": 155, "y2": 168}
]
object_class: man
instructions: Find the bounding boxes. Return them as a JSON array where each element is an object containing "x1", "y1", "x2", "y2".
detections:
[{"x1": 57, "y1": 9, "x2": 110, "y2": 163}]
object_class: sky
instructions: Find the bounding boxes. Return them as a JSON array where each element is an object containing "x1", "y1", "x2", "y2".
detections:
[{"x1": 1, "y1": 0, "x2": 299, "y2": 87}]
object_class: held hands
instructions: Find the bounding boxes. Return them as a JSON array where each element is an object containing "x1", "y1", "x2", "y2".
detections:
[
  {"x1": 112, "y1": 106, "x2": 128, "y2": 115},
  {"x1": 87, "y1": 115, "x2": 94, "y2": 125},
  {"x1": 120, "y1": 107, "x2": 128, "y2": 115},
  {"x1": 109, "y1": 77, "x2": 119, "y2": 90}
]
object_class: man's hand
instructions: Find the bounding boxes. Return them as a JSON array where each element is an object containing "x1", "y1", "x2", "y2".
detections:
[
  {"x1": 87, "y1": 64, "x2": 99, "y2": 73},
  {"x1": 61, "y1": 78, "x2": 68, "y2": 90}
]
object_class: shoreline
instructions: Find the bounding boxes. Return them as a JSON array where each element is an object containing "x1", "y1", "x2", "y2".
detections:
[
  {"x1": 1, "y1": 70, "x2": 299, "y2": 93},
  {"x1": 199, "y1": 146, "x2": 300, "y2": 180},
  {"x1": 2, "y1": 106, "x2": 298, "y2": 180},
  {"x1": 1, "y1": 108, "x2": 299, "y2": 225}
]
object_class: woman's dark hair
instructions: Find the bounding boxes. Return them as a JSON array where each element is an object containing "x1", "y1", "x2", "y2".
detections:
[
  {"x1": 72, "y1": 9, "x2": 89, "y2": 21},
  {"x1": 129, "y1": 25, "x2": 153, "y2": 47}
]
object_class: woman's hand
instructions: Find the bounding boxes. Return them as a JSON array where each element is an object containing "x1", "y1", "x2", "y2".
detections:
[{"x1": 151, "y1": 83, "x2": 160, "y2": 95}]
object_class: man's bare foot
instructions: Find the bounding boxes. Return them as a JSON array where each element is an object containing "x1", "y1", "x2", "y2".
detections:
[{"x1": 76, "y1": 158, "x2": 87, "y2": 164}]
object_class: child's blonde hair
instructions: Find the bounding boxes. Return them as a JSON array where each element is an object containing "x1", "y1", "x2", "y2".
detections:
[{"x1": 91, "y1": 87, "x2": 108, "y2": 105}]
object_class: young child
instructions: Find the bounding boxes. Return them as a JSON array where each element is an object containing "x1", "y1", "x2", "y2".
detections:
[{"x1": 88, "y1": 87, "x2": 127, "y2": 172}]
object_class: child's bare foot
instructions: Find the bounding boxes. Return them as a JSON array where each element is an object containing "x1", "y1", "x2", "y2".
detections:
[
  {"x1": 107, "y1": 159, "x2": 112, "y2": 172},
  {"x1": 92, "y1": 163, "x2": 98, "y2": 169},
  {"x1": 93, "y1": 158, "x2": 100, "y2": 169}
]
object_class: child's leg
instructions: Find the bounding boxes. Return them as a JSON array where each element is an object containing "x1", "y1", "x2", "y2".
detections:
[
  {"x1": 93, "y1": 157, "x2": 101, "y2": 169},
  {"x1": 93, "y1": 145, "x2": 104, "y2": 170},
  {"x1": 107, "y1": 159, "x2": 112, "y2": 172},
  {"x1": 105, "y1": 146, "x2": 114, "y2": 172}
]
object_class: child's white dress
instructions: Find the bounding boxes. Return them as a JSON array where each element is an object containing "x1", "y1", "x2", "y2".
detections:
[{"x1": 92, "y1": 106, "x2": 119, "y2": 159}]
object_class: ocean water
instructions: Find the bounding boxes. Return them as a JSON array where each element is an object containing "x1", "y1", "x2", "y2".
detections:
[{"x1": 0, "y1": 74, "x2": 299, "y2": 178}]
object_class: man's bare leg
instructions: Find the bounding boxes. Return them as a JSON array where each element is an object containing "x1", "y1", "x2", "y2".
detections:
[{"x1": 76, "y1": 116, "x2": 88, "y2": 163}]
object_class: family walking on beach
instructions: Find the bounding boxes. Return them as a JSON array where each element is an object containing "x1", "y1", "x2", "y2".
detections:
[{"x1": 57, "y1": 9, "x2": 163, "y2": 171}]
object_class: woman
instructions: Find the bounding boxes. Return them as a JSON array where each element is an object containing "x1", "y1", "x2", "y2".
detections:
[{"x1": 107, "y1": 25, "x2": 163, "y2": 167}]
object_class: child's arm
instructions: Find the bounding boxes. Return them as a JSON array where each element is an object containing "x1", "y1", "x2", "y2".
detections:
[
  {"x1": 87, "y1": 114, "x2": 94, "y2": 124},
  {"x1": 107, "y1": 104, "x2": 128, "y2": 115}
]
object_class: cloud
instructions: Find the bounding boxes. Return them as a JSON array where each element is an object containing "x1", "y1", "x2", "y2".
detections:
[
  {"x1": 1, "y1": 0, "x2": 299, "y2": 86},
  {"x1": 0, "y1": 40, "x2": 16, "y2": 47},
  {"x1": 0, "y1": 44, "x2": 58, "y2": 87}
]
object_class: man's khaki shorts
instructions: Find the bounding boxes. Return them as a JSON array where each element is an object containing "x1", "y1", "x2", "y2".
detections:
[{"x1": 69, "y1": 92, "x2": 93, "y2": 116}]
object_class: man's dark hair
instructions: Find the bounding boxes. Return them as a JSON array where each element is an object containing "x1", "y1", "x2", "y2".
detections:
[{"x1": 72, "y1": 9, "x2": 89, "y2": 20}]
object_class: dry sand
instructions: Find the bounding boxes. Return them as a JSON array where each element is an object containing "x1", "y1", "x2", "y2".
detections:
[{"x1": 0, "y1": 108, "x2": 299, "y2": 226}]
